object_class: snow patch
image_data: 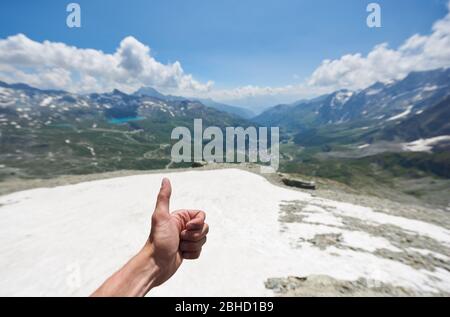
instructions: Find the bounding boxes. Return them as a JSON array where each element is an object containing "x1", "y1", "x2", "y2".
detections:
[
  {"x1": 0, "y1": 169, "x2": 449, "y2": 296},
  {"x1": 332, "y1": 91, "x2": 353, "y2": 107},
  {"x1": 402, "y1": 135, "x2": 450, "y2": 153},
  {"x1": 365, "y1": 88, "x2": 382, "y2": 96},
  {"x1": 315, "y1": 198, "x2": 450, "y2": 246},
  {"x1": 387, "y1": 106, "x2": 413, "y2": 122},
  {"x1": 423, "y1": 85, "x2": 438, "y2": 92},
  {"x1": 341, "y1": 231, "x2": 401, "y2": 253},
  {"x1": 87, "y1": 146, "x2": 96, "y2": 157},
  {"x1": 40, "y1": 97, "x2": 53, "y2": 107}
]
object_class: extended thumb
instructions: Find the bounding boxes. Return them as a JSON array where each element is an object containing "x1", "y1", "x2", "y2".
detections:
[{"x1": 153, "y1": 178, "x2": 172, "y2": 218}]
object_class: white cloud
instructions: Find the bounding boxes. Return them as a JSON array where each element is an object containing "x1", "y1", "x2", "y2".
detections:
[
  {"x1": 207, "y1": 1, "x2": 450, "y2": 108},
  {"x1": 307, "y1": 1, "x2": 450, "y2": 90},
  {"x1": 0, "y1": 34, "x2": 212, "y2": 94},
  {"x1": 202, "y1": 84, "x2": 329, "y2": 109},
  {"x1": 0, "y1": 1, "x2": 450, "y2": 111}
]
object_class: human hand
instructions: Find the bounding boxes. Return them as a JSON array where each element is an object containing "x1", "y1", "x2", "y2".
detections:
[
  {"x1": 145, "y1": 178, "x2": 209, "y2": 287},
  {"x1": 91, "y1": 177, "x2": 208, "y2": 296}
]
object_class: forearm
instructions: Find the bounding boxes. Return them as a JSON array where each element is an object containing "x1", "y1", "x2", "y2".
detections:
[{"x1": 91, "y1": 244, "x2": 160, "y2": 297}]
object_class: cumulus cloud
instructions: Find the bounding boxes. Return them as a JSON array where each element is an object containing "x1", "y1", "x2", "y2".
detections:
[
  {"x1": 307, "y1": 1, "x2": 450, "y2": 90},
  {"x1": 0, "y1": 1, "x2": 450, "y2": 109},
  {"x1": 0, "y1": 34, "x2": 212, "y2": 94},
  {"x1": 207, "y1": 1, "x2": 450, "y2": 108}
]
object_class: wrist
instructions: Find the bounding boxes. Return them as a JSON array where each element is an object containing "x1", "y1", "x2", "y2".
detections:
[
  {"x1": 91, "y1": 242, "x2": 161, "y2": 297},
  {"x1": 135, "y1": 242, "x2": 162, "y2": 293}
]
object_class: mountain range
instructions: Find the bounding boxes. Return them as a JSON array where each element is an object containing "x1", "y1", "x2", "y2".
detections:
[
  {"x1": 134, "y1": 87, "x2": 255, "y2": 119},
  {"x1": 255, "y1": 68, "x2": 450, "y2": 151},
  {"x1": 0, "y1": 81, "x2": 252, "y2": 179},
  {"x1": 0, "y1": 68, "x2": 449, "y2": 204},
  {"x1": 253, "y1": 68, "x2": 450, "y2": 203}
]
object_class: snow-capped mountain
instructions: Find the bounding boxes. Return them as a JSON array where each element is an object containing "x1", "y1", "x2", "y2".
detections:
[
  {"x1": 134, "y1": 86, "x2": 254, "y2": 119},
  {"x1": 0, "y1": 81, "x2": 250, "y2": 131},
  {"x1": 255, "y1": 68, "x2": 450, "y2": 135},
  {"x1": 377, "y1": 95, "x2": 450, "y2": 142},
  {"x1": 0, "y1": 81, "x2": 251, "y2": 180}
]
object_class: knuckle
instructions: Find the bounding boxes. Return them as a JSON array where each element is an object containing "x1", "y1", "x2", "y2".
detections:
[
  {"x1": 184, "y1": 229, "x2": 207, "y2": 242},
  {"x1": 180, "y1": 241, "x2": 197, "y2": 252},
  {"x1": 190, "y1": 233, "x2": 201, "y2": 241},
  {"x1": 157, "y1": 192, "x2": 169, "y2": 201}
]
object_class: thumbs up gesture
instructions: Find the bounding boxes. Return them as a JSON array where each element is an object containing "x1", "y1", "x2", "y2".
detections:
[
  {"x1": 147, "y1": 178, "x2": 209, "y2": 287},
  {"x1": 92, "y1": 178, "x2": 208, "y2": 296}
]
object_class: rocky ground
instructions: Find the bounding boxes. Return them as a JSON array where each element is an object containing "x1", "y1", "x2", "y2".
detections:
[
  {"x1": 268, "y1": 199, "x2": 450, "y2": 296},
  {"x1": 265, "y1": 275, "x2": 447, "y2": 297}
]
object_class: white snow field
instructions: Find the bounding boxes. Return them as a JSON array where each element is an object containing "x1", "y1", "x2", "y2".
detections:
[{"x1": 0, "y1": 169, "x2": 449, "y2": 296}]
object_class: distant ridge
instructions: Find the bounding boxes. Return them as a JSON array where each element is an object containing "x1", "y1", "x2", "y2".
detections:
[{"x1": 134, "y1": 86, "x2": 254, "y2": 119}]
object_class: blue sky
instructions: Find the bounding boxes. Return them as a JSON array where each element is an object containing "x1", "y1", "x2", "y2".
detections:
[{"x1": 0, "y1": 0, "x2": 449, "y2": 110}]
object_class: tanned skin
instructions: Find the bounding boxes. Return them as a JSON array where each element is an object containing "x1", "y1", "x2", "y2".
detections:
[{"x1": 91, "y1": 178, "x2": 209, "y2": 297}]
